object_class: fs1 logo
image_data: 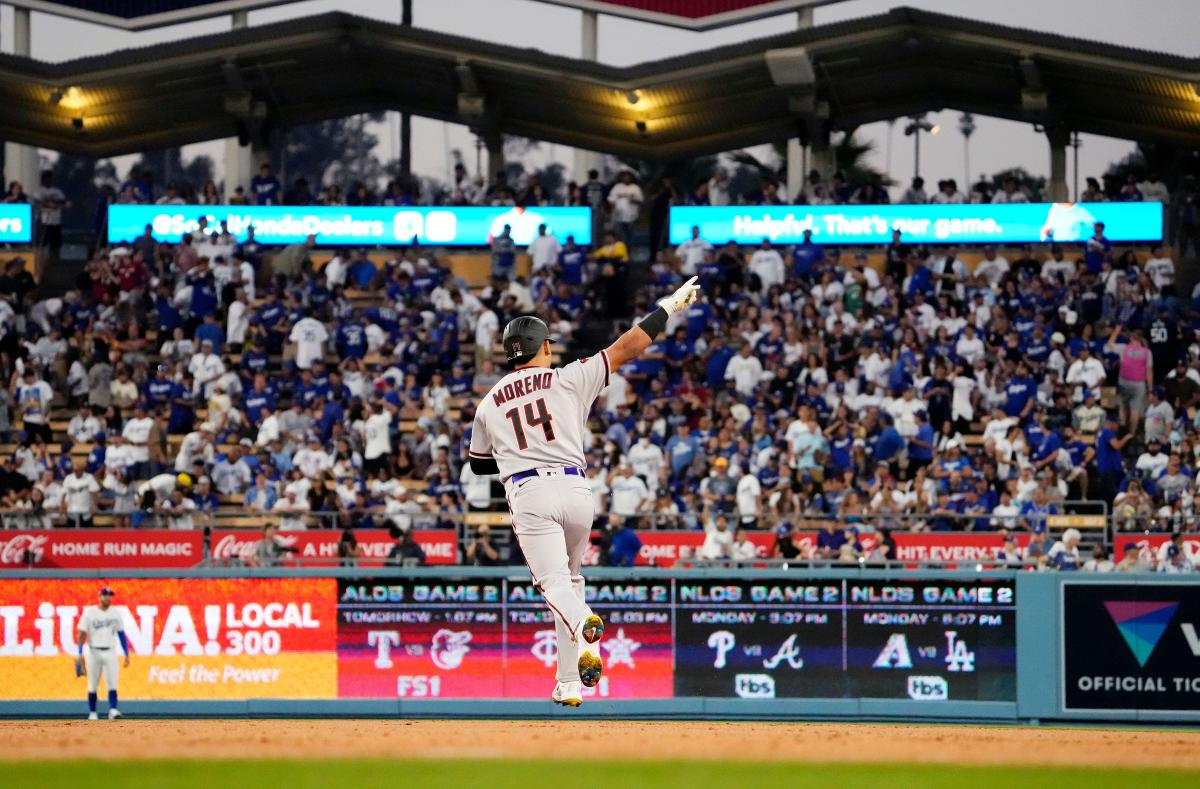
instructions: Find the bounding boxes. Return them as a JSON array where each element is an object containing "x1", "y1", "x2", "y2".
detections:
[
  {"x1": 907, "y1": 676, "x2": 949, "y2": 700},
  {"x1": 735, "y1": 674, "x2": 776, "y2": 699}
]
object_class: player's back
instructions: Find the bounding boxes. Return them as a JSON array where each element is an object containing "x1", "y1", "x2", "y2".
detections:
[{"x1": 470, "y1": 351, "x2": 610, "y2": 482}]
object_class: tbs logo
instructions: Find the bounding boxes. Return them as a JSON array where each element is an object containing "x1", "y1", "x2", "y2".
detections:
[
  {"x1": 906, "y1": 675, "x2": 949, "y2": 701},
  {"x1": 735, "y1": 674, "x2": 776, "y2": 699}
]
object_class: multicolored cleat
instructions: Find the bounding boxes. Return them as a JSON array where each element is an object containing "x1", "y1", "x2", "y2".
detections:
[
  {"x1": 552, "y1": 680, "x2": 583, "y2": 707},
  {"x1": 578, "y1": 649, "x2": 603, "y2": 688},
  {"x1": 580, "y1": 614, "x2": 604, "y2": 644}
]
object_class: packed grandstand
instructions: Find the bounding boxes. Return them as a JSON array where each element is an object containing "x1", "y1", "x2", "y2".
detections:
[{"x1": 1, "y1": 164, "x2": 1198, "y2": 574}]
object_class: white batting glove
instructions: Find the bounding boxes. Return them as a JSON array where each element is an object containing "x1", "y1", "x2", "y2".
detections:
[{"x1": 659, "y1": 276, "x2": 700, "y2": 315}]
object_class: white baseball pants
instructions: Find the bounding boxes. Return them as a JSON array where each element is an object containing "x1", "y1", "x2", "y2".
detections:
[
  {"x1": 84, "y1": 646, "x2": 119, "y2": 693},
  {"x1": 506, "y1": 473, "x2": 595, "y2": 683}
]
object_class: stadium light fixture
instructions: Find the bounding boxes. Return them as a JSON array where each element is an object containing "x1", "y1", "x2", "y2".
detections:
[{"x1": 903, "y1": 113, "x2": 937, "y2": 179}]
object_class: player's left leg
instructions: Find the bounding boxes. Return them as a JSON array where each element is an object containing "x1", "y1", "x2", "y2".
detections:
[
  {"x1": 562, "y1": 484, "x2": 603, "y2": 687},
  {"x1": 103, "y1": 652, "x2": 121, "y2": 719},
  {"x1": 84, "y1": 649, "x2": 99, "y2": 720}
]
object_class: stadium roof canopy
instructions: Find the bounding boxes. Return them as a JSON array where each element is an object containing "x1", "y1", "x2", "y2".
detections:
[{"x1": 0, "y1": 6, "x2": 1197, "y2": 159}]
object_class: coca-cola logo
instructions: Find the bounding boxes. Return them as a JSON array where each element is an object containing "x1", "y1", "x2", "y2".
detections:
[
  {"x1": 211, "y1": 533, "x2": 298, "y2": 562},
  {"x1": 0, "y1": 534, "x2": 49, "y2": 564}
]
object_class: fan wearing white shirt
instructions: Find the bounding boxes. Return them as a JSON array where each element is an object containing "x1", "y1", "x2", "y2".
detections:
[
  {"x1": 187, "y1": 340, "x2": 226, "y2": 399},
  {"x1": 675, "y1": 226, "x2": 713, "y2": 276},
  {"x1": 158, "y1": 486, "x2": 197, "y2": 529},
  {"x1": 174, "y1": 422, "x2": 215, "y2": 472},
  {"x1": 289, "y1": 316, "x2": 329, "y2": 370},
  {"x1": 735, "y1": 469, "x2": 761, "y2": 526},
  {"x1": 991, "y1": 178, "x2": 1029, "y2": 203},
  {"x1": 358, "y1": 400, "x2": 397, "y2": 476},
  {"x1": 226, "y1": 290, "x2": 250, "y2": 349},
  {"x1": 474, "y1": 305, "x2": 500, "y2": 369},
  {"x1": 527, "y1": 224, "x2": 562, "y2": 274},
  {"x1": 974, "y1": 247, "x2": 1010, "y2": 290},
  {"x1": 67, "y1": 406, "x2": 103, "y2": 445},
  {"x1": 608, "y1": 464, "x2": 650, "y2": 517},
  {"x1": 1144, "y1": 246, "x2": 1175, "y2": 291},
  {"x1": 1041, "y1": 246, "x2": 1075, "y2": 283},
  {"x1": 271, "y1": 489, "x2": 310, "y2": 531},
  {"x1": 724, "y1": 344, "x2": 765, "y2": 396},
  {"x1": 293, "y1": 436, "x2": 333, "y2": 478},
  {"x1": 955, "y1": 325, "x2": 985, "y2": 365},
  {"x1": 1065, "y1": 347, "x2": 1106, "y2": 392},
  {"x1": 323, "y1": 254, "x2": 347, "y2": 287},
  {"x1": 748, "y1": 240, "x2": 785, "y2": 293},
  {"x1": 627, "y1": 435, "x2": 665, "y2": 488}
]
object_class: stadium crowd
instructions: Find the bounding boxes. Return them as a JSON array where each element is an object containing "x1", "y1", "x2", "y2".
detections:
[{"x1": 0, "y1": 163, "x2": 1198, "y2": 574}]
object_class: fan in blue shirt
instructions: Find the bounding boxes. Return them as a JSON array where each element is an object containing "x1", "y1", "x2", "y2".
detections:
[
  {"x1": 250, "y1": 164, "x2": 281, "y2": 205},
  {"x1": 167, "y1": 380, "x2": 195, "y2": 435},
  {"x1": 335, "y1": 320, "x2": 369, "y2": 360},
  {"x1": 194, "y1": 315, "x2": 225, "y2": 352},
  {"x1": 241, "y1": 376, "x2": 277, "y2": 427},
  {"x1": 1003, "y1": 364, "x2": 1038, "y2": 419},
  {"x1": 189, "y1": 277, "x2": 218, "y2": 319},
  {"x1": 348, "y1": 252, "x2": 377, "y2": 288},
  {"x1": 144, "y1": 366, "x2": 175, "y2": 408},
  {"x1": 791, "y1": 232, "x2": 823, "y2": 280},
  {"x1": 557, "y1": 239, "x2": 587, "y2": 286}
]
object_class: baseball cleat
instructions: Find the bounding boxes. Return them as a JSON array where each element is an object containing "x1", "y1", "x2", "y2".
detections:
[
  {"x1": 87, "y1": 712, "x2": 98, "y2": 721},
  {"x1": 108, "y1": 708, "x2": 122, "y2": 720},
  {"x1": 552, "y1": 681, "x2": 583, "y2": 707},
  {"x1": 579, "y1": 614, "x2": 604, "y2": 644},
  {"x1": 578, "y1": 649, "x2": 603, "y2": 687}
]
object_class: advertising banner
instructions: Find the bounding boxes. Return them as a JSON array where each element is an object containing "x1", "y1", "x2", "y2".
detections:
[
  {"x1": 891, "y1": 533, "x2": 1031, "y2": 564},
  {"x1": 0, "y1": 575, "x2": 1017, "y2": 702},
  {"x1": 582, "y1": 530, "x2": 779, "y2": 567},
  {"x1": 502, "y1": 580, "x2": 673, "y2": 700},
  {"x1": 0, "y1": 578, "x2": 337, "y2": 699},
  {"x1": 1062, "y1": 582, "x2": 1200, "y2": 712},
  {"x1": 208, "y1": 529, "x2": 458, "y2": 566},
  {"x1": 0, "y1": 530, "x2": 203, "y2": 569},
  {"x1": 669, "y1": 202, "x2": 1163, "y2": 245},
  {"x1": 1112, "y1": 534, "x2": 1200, "y2": 566},
  {"x1": 0, "y1": 204, "x2": 32, "y2": 243},
  {"x1": 336, "y1": 579, "x2": 672, "y2": 700},
  {"x1": 674, "y1": 578, "x2": 1016, "y2": 700},
  {"x1": 107, "y1": 204, "x2": 592, "y2": 246}
]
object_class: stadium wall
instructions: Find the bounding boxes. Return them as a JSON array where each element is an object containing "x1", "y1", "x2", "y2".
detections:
[{"x1": 1, "y1": 568, "x2": 1196, "y2": 723}]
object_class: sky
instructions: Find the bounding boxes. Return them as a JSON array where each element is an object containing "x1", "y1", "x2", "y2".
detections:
[{"x1": 2, "y1": 0, "x2": 1195, "y2": 195}]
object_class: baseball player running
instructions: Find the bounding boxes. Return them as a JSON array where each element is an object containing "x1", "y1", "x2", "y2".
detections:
[
  {"x1": 469, "y1": 277, "x2": 700, "y2": 706},
  {"x1": 75, "y1": 586, "x2": 129, "y2": 720}
]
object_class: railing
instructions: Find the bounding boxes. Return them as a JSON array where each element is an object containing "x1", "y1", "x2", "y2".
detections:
[
  {"x1": 0, "y1": 502, "x2": 1110, "y2": 534},
  {"x1": 0, "y1": 501, "x2": 1129, "y2": 572}
]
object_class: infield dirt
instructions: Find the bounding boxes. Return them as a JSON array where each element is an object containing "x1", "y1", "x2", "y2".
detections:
[{"x1": 1, "y1": 720, "x2": 1198, "y2": 767}]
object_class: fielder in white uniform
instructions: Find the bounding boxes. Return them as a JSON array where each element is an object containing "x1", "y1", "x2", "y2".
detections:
[
  {"x1": 469, "y1": 277, "x2": 699, "y2": 707},
  {"x1": 76, "y1": 587, "x2": 129, "y2": 720}
]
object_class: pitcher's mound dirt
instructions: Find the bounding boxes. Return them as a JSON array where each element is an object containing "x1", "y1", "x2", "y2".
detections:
[{"x1": 2, "y1": 720, "x2": 1198, "y2": 767}]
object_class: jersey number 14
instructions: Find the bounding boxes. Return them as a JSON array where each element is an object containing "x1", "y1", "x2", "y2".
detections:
[{"x1": 504, "y1": 398, "x2": 555, "y2": 450}]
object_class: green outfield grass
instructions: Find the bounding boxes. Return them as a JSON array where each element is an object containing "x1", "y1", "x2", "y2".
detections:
[{"x1": 7, "y1": 760, "x2": 1199, "y2": 788}]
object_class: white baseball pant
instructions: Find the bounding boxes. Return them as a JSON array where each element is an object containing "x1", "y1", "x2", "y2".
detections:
[
  {"x1": 84, "y1": 646, "x2": 120, "y2": 693},
  {"x1": 506, "y1": 473, "x2": 595, "y2": 683}
]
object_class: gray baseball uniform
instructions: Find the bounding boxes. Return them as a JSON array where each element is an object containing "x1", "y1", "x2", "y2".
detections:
[{"x1": 470, "y1": 349, "x2": 610, "y2": 682}]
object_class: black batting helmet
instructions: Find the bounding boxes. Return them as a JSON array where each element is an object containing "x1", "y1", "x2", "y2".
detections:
[{"x1": 501, "y1": 316, "x2": 551, "y2": 366}]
